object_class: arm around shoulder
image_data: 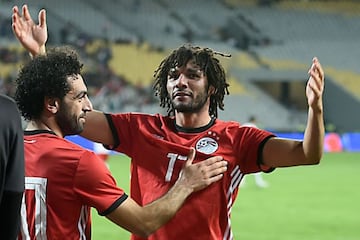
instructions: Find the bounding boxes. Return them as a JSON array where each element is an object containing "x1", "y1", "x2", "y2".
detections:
[
  {"x1": 105, "y1": 148, "x2": 227, "y2": 237},
  {"x1": 81, "y1": 110, "x2": 114, "y2": 146}
]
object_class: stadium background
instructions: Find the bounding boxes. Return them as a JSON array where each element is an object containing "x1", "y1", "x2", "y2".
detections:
[
  {"x1": 2, "y1": 0, "x2": 360, "y2": 150},
  {"x1": 1, "y1": 0, "x2": 359, "y2": 239}
]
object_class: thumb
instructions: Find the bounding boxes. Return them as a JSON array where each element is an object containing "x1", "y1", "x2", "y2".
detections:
[
  {"x1": 185, "y1": 147, "x2": 196, "y2": 166},
  {"x1": 39, "y1": 9, "x2": 46, "y2": 28}
]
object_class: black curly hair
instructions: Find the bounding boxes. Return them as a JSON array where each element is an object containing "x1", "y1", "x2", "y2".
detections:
[
  {"x1": 153, "y1": 44, "x2": 230, "y2": 118},
  {"x1": 15, "y1": 47, "x2": 83, "y2": 121}
]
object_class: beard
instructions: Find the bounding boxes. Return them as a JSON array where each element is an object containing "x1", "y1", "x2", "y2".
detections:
[
  {"x1": 172, "y1": 90, "x2": 209, "y2": 114},
  {"x1": 55, "y1": 104, "x2": 84, "y2": 136}
]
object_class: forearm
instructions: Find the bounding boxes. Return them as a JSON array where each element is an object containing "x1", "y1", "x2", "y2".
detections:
[
  {"x1": 302, "y1": 106, "x2": 325, "y2": 164},
  {"x1": 140, "y1": 180, "x2": 193, "y2": 233},
  {"x1": 108, "y1": 181, "x2": 193, "y2": 237},
  {"x1": 107, "y1": 154, "x2": 225, "y2": 237},
  {"x1": 80, "y1": 110, "x2": 114, "y2": 146}
]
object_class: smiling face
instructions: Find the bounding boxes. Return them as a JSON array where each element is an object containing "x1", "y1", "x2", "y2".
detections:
[
  {"x1": 166, "y1": 59, "x2": 214, "y2": 114},
  {"x1": 55, "y1": 74, "x2": 93, "y2": 136}
]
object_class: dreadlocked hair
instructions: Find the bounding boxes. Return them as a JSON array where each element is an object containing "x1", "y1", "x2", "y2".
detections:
[{"x1": 153, "y1": 44, "x2": 231, "y2": 118}]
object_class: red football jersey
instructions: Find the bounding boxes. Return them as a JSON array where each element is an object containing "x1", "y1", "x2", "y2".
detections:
[
  {"x1": 106, "y1": 113, "x2": 275, "y2": 240},
  {"x1": 19, "y1": 130, "x2": 127, "y2": 239}
]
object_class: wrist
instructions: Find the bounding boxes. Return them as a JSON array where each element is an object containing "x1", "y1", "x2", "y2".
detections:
[
  {"x1": 173, "y1": 177, "x2": 194, "y2": 197},
  {"x1": 30, "y1": 45, "x2": 46, "y2": 58},
  {"x1": 39, "y1": 45, "x2": 46, "y2": 55},
  {"x1": 309, "y1": 105, "x2": 323, "y2": 115}
]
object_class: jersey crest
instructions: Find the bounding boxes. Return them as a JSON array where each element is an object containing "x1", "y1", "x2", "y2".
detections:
[{"x1": 195, "y1": 137, "x2": 218, "y2": 154}]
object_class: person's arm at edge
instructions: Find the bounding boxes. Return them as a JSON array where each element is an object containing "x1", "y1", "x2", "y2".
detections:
[
  {"x1": 262, "y1": 57, "x2": 325, "y2": 168},
  {"x1": 0, "y1": 96, "x2": 25, "y2": 239},
  {"x1": 106, "y1": 148, "x2": 227, "y2": 237}
]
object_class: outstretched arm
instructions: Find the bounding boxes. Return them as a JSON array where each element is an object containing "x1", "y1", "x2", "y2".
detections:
[
  {"x1": 106, "y1": 148, "x2": 227, "y2": 237},
  {"x1": 12, "y1": 4, "x2": 47, "y2": 56},
  {"x1": 12, "y1": 4, "x2": 115, "y2": 146},
  {"x1": 263, "y1": 57, "x2": 325, "y2": 167}
]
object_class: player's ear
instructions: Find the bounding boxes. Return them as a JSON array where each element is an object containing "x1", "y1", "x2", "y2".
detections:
[
  {"x1": 208, "y1": 85, "x2": 215, "y2": 95},
  {"x1": 45, "y1": 97, "x2": 60, "y2": 114}
]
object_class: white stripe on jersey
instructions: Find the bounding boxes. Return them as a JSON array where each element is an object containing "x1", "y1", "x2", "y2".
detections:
[
  {"x1": 78, "y1": 206, "x2": 89, "y2": 240},
  {"x1": 223, "y1": 165, "x2": 245, "y2": 240}
]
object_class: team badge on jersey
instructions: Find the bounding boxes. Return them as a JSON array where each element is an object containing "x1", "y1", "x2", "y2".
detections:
[{"x1": 196, "y1": 137, "x2": 218, "y2": 154}]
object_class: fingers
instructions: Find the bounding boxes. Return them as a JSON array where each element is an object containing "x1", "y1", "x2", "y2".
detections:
[
  {"x1": 307, "y1": 57, "x2": 324, "y2": 95},
  {"x1": 196, "y1": 160, "x2": 227, "y2": 187},
  {"x1": 185, "y1": 147, "x2": 196, "y2": 166},
  {"x1": 195, "y1": 156, "x2": 227, "y2": 179},
  {"x1": 206, "y1": 173, "x2": 224, "y2": 184},
  {"x1": 12, "y1": 5, "x2": 20, "y2": 27},
  {"x1": 22, "y1": 4, "x2": 32, "y2": 21},
  {"x1": 198, "y1": 155, "x2": 225, "y2": 167},
  {"x1": 12, "y1": 13, "x2": 21, "y2": 38},
  {"x1": 12, "y1": 5, "x2": 25, "y2": 36},
  {"x1": 12, "y1": 5, "x2": 19, "y2": 16},
  {"x1": 309, "y1": 57, "x2": 324, "y2": 84},
  {"x1": 203, "y1": 159, "x2": 227, "y2": 178},
  {"x1": 39, "y1": 9, "x2": 47, "y2": 28},
  {"x1": 313, "y1": 57, "x2": 324, "y2": 80},
  {"x1": 12, "y1": 4, "x2": 35, "y2": 25},
  {"x1": 177, "y1": 152, "x2": 227, "y2": 192}
]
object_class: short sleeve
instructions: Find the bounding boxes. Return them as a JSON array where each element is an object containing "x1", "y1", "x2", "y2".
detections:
[
  {"x1": 73, "y1": 151, "x2": 127, "y2": 214},
  {"x1": 234, "y1": 126, "x2": 275, "y2": 174}
]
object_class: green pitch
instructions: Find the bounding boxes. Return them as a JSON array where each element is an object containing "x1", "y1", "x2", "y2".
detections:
[{"x1": 92, "y1": 152, "x2": 360, "y2": 240}]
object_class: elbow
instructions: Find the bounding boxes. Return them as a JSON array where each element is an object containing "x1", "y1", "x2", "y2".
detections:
[
  {"x1": 310, "y1": 158, "x2": 321, "y2": 165},
  {"x1": 315, "y1": 154, "x2": 322, "y2": 165},
  {"x1": 306, "y1": 152, "x2": 323, "y2": 165}
]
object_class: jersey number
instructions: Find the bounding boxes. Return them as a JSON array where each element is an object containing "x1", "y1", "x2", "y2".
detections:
[
  {"x1": 19, "y1": 177, "x2": 48, "y2": 240},
  {"x1": 165, "y1": 153, "x2": 187, "y2": 182}
]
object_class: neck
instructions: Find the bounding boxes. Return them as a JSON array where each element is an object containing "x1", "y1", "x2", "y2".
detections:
[
  {"x1": 26, "y1": 119, "x2": 63, "y2": 138},
  {"x1": 175, "y1": 110, "x2": 212, "y2": 129}
]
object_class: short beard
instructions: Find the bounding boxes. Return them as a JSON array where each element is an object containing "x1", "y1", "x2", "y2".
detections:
[
  {"x1": 173, "y1": 91, "x2": 209, "y2": 114},
  {"x1": 55, "y1": 105, "x2": 83, "y2": 136}
]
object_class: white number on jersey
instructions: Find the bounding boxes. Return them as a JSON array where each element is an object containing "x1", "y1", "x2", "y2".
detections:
[
  {"x1": 165, "y1": 153, "x2": 187, "y2": 182},
  {"x1": 19, "y1": 177, "x2": 48, "y2": 240}
]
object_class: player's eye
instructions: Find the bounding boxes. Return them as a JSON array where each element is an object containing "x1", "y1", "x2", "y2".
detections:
[
  {"x1": 74, "y1": 92, "x2": 87, "y2": 102},
  {"x1": 188, "y1": 73, "x2": 199, "y2": 79},
  {"x1": 168, "y1": 68, "x2": 180, "y2": 80}
]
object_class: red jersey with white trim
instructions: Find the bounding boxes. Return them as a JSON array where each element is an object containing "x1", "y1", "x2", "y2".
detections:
[
  {"x1": 19, "y1": 130, "x2": 127, "y2": 240},
  {"x1": 106, "y1": 113, "x2": 275, "y2": 240}
]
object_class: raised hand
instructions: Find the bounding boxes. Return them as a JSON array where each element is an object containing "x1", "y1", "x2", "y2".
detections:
[
  {"x1": 12, "y1": 4, "x2": 47, "y2": 56},
  {"x1": 306, "y1": 57, "x2": 325, "y2": 112},
  {"x1": 177, "y1": 148, "x2": 227, "y2": 192}
]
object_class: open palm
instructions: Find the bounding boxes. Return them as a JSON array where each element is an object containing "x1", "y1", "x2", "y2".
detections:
[{"x1": 12, "y1": 5, "x2": 47, "y2": 56}]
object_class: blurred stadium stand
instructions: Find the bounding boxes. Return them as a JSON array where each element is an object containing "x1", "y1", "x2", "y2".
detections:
[{"x1": 1, "y1": 0, "x2": 360, "y2": 132}]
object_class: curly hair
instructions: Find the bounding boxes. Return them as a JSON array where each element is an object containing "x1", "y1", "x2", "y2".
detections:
[
  {"x1": 153, "y1": 44, "x2": 230, "y2": 118},
  {"x1": 15, "y1": 47, "x2": 83, "y2": 121}
]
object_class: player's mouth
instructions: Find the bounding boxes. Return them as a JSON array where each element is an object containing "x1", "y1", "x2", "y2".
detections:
[
  {"x1": 79, "y1": 113, "x2": 87, "y2": 123},
  {"x1": 173, "y1": 91, "x2": 192, "y2": 99}
]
